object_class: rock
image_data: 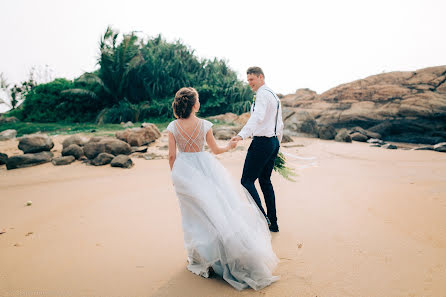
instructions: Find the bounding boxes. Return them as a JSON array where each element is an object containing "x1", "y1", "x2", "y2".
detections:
[
  {"x1": 104, "y1": 139, "x2": 132, "y2": 156},
  {"x1": 283, "y1": 110, "x2": 319, "y2": 137},
  {"x1": 111, "y1": 155, "x2": 133, "y2": 168},
  {"x1": 367, "y1": 138, "x2": 385, "y2": 145},
  {"x1": 350, "y1": 132, "x2": 369, "y2": 142},
  {"x1": 207, "y1": 113, "x2": 239, "y2": 124},
  {"x1": 141, "y1": 153, "x2": 164, "y2": 160},
  {"x1": 83, "y1": 141, "x2": 106, "y2": 159},
  {"x1": 91, "y1": 153, "x2": 114, "y2": 166},
  {"x1": 62, "y1": 144, "x2": 84, "y2": 160},
  {"x1": 18, "y1": 134, "x2": 54, "y2": 153},
  {"x1": 159, "y1": 145, "x2": 168, "y2": 150},
  {"x1": 370, "y1": 144, "x2": 382, "y2": 147},
  {"x1": 280, "y1": 66, "x2": 446, "y2": 144},
  {"x1": 121, "y1": 121, "x2": 134, "y2": 128},
  {"x1": 52, "y1": 156, "x2": 75, "y2": 166},
  {"x1": 414, "y1": 146, "x2": 434, "y2": 150},
  {"x1": 317, "y1": 125, "x2": 336, "y2": 140},
  {"x1": 0, "y1": 129, "x2": 17, "y2": 141},
  {"x1": 213, "y1": 127, "x2": 237, "y2": 140},
  {"x1": 131, "y1": 146, "x2": 148, "y2": 153},
  {"x1": 234, "y1": 112, "x2": 251, "y2": 126},
  {"x1": 116, "y1": 125, "x2": 161, "y2": 146},
  {"x1": 383, "y1": 144, "x2": 398, "y2": 149},
  {"x1": 62, "y1": 135, "x2": 88, "y2": 149},
  {"x1": 281, "y1": 134, "x2": 293, "y2": 143},
  {"x1": 6, "y1": 151, "x2": 53, "y2": 170},
  {"x1": 84, "y1": 138, "x2": 131, "y2": 159},
  {"x1": 335, "y1": 128, "x2": 352, "y2": 143},
  {"x1": 349, "y1": 127, "x2": 382, "y2": 139},
  {"x1": 87, "y1": 136, "x2": 104, "y2": 143},
  {"x1": 281, "y1": 88, "x2": 319, "y2": 107},
  {"x1": 0, "y1": 152, "x2": 8, "y2": 165},
  {"x1": 433, "y1": 142, "x2": 446, "y2": 152}
]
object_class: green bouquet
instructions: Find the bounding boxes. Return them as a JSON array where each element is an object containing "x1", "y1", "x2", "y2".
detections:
[{"x1": 273, "y1": 151, "x2": 297, "y2": 182}]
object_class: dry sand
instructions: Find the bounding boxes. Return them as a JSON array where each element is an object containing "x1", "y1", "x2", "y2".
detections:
[{"x1": 1, "y1": 135, "x2": 446, "y2": 297}]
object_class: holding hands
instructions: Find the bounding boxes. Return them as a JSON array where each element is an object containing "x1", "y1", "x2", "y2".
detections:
[
  {"x1": 231, "y1": 136, "x2": 243, "y2": 142},
  {"x1": 226, "y1": 136, "x2": 242, "y2": 151},
  {"x1": 228, "y1": 139, "x2": 238, "y2": 150}
]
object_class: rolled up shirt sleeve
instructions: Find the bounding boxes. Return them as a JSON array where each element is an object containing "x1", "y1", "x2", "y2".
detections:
[{"x1": 238, "y1": 91, "x2": 268, "y2": 139}]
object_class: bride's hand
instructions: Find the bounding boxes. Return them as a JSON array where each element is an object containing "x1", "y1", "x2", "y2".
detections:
[{"x1": 228, "y1": 139, "x2": 237, "y2": 149}]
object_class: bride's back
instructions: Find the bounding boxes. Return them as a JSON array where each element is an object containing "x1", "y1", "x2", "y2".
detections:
[{"x1": 168, "y1": 118, "x2": 211, "y2": 153}]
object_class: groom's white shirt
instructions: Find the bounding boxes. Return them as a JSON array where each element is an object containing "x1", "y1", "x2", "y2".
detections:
[{"x1": 238, "y1": 84, "x2": 284, "y2": 142}]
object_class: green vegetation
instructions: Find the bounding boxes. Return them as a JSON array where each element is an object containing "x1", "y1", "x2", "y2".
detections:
[
  {"x1": 0, "y1": 122, "x2": 143, "y2": 137},
  {"x1": 4, "y1": 27, "x2": 253, "y2": 124}
]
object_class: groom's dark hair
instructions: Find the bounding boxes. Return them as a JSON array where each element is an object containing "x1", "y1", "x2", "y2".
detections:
[{"x1": 247, "y1": 66, "x2": 264, "y2": 78}]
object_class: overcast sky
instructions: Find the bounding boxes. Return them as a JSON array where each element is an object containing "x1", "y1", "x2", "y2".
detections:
[{"x1": 1, "y1": 0, "x2": 445, "y2": 97}]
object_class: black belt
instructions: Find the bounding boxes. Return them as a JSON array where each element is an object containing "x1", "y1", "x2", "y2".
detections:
[{"x1": 253, "y1": 136, "x2": 278, "y2": 139}]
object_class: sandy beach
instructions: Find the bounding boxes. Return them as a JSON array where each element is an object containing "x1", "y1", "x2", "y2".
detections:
[{"x1": 1, "y1": 136, "x2": 446, "y2": 297}]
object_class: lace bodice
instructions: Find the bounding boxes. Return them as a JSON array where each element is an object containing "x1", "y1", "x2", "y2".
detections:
[{"x1": 166, "y1": 119, "x2": 213, "y2": 152}]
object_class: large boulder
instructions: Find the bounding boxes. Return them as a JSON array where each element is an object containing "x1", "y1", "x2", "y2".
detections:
[
  {"x1": 0, "y1": 129, "x2": 17, "y2": 141},
  {"x1": 0, "y1": 152, "x2": 8, "y2": 165},
  {"x1": 434, "y1": 142, "x2": 446, "y2": 152},
  {"x1": 62, "y1": 135, "x2": 88, "y2": 149},
  {"x1": 207, "y1": 113, "x2": 239, "y2": 124},
  {"x1": 91, "y1": 153, "x2": 115, "y2": 166},
  {"x1": 83, "y1": 138, "x2": 131, "y2": 160},
  {"x1": 52, "y1": 156, "x2": 75, "y2": 166},
  {"x1": 62, "y1": 144, "x2": 84, "y2": 160},
  {"x1": 317, "y1": 125, "x2": 337, "y2": 140},
  {"x1": 111, "y1": 155, "x2": 133, "y2": 168},
  {"x1": 281, "y1": 66, "x2": 446, "y2": 144},
  {"x1": 283, "y1": 110, "x2": 319, "y2": 137},
  {"x1": 18, "y1": 134, "x2": 54, "y2": 153},
  {"x1": 281, "y1": 88, "x2": 319, "y2": 107},
  {"x1": 6, "y1": 151, "x2": 53, "y2": 170},
  {"x1": 335, "y1": 128, "x2": 352, "y2": 143},
  {"x1": 213, "y1": 126, "x2": 237, "y2": 140},
  {"x1": 234, "y1": 112, "x2": 251, "y2": 126},
  {"x1": 350, "y1": 132, "x2": 369, "y2": 142},
  {"x1": 349, "y1": 126, "x2": 382, "y2": 139},
  {"x1": 116, "y1": 124, "x2": 161, "y2": 147}
]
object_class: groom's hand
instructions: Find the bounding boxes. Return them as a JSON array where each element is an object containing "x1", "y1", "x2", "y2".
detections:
[{"x1": 231, "y1": 136, "x2": 242, "y2": 142}]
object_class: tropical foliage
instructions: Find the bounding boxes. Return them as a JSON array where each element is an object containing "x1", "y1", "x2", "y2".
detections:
[{"x1": 9, "y1": 27, "x2": 253, "y2": 123}]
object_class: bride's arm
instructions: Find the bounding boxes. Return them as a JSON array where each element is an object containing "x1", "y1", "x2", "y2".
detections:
[
  {"x1": 206, "y1": 128, "x2": 236, "y2": 155},
  {"x1": 168, "y1": 132, "x2": 176, "y2": 170}
]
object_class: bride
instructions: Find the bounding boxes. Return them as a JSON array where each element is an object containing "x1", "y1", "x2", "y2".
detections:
[{"x1": 167, "y1": 87, "x2": 279, "y2": 290}]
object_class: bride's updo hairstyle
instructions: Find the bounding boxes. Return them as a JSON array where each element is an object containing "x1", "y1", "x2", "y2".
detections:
[{"x1": 172, "y1": 87, "x2": 198, "y2": 119}]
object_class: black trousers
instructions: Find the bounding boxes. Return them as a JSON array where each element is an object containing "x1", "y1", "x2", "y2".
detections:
[{"x1": 241, "y1": 136, "x2": 280, "y2": 224}]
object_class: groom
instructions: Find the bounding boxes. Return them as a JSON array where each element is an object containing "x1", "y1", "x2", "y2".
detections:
[{"x1": 232, "y1": 66, "x2": 284, "y2": 232}]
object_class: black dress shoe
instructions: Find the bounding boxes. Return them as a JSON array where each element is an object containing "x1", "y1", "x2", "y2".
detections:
[{"x1": 269, "y1": 223, "x2": 279, "y2": 232}]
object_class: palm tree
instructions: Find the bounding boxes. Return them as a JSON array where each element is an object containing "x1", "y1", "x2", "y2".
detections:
[{"x1": 63, "y1": 26, "x2": 145, "y2": 106}]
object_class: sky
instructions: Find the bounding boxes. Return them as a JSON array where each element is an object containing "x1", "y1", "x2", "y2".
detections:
[{"x1": 1, "y1": 0, "x2": 445, "y2": 101}]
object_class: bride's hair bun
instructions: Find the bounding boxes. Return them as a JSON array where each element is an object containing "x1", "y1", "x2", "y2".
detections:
[{"x1": 172, "y1": 87, "x2": 198, "y2": 119}]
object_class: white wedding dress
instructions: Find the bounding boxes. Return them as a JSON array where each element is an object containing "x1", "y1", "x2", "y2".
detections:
[{"x1": 166, "y1": 119, "x2": 279, "y2": 291}]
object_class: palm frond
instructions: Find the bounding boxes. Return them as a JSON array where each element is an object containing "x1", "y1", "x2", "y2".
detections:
[{"x1": 61, "y1": 88, "x2": 99, "y2": 100}]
